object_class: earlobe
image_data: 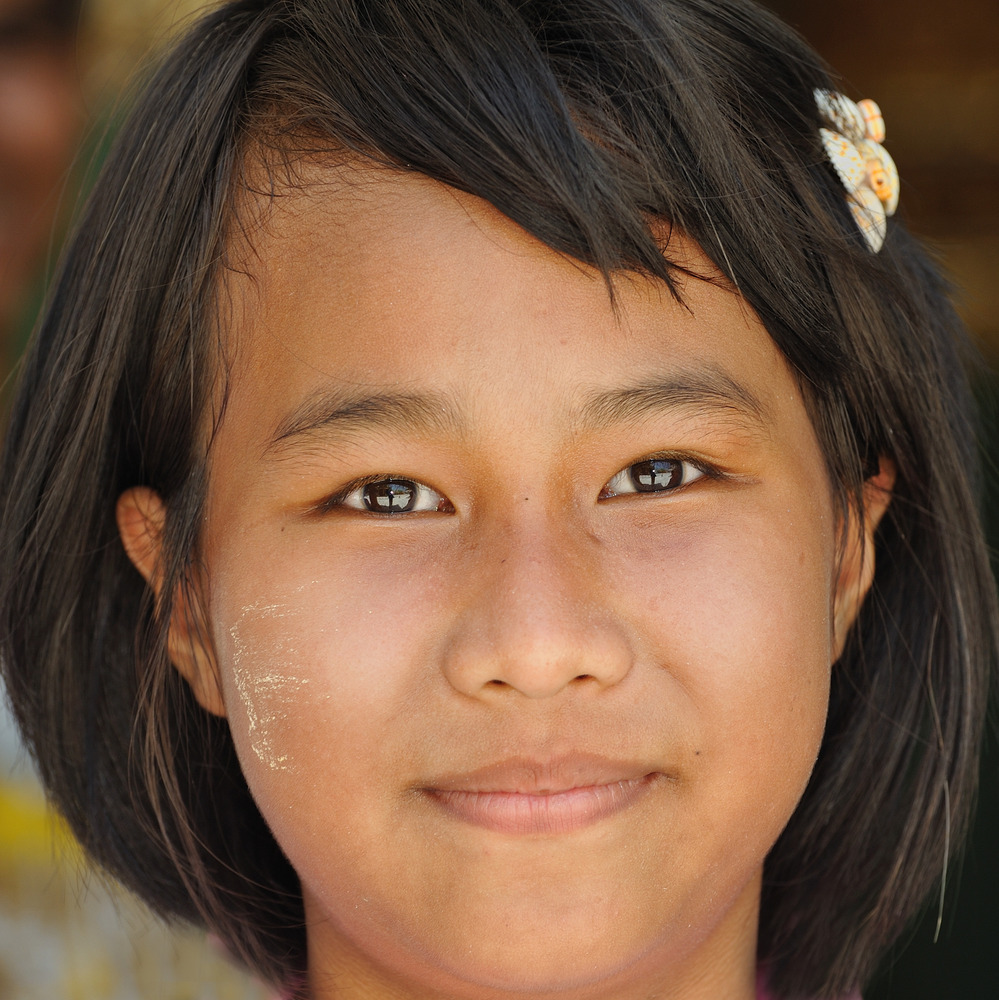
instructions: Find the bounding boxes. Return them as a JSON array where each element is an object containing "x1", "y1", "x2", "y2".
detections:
[
  {"x1": 832, "y1": 458, "x2": 896, "y2": 660},
  {"x1": 116, "y1": 488, "x2": 227, "y2": 718}
]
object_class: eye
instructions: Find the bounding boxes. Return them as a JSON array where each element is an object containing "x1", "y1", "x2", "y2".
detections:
[
  {"x1": 600, "y1": 457, "x2": 704, "y2": 499},
  {"x1": 335, "y1": 477, "x2": 453, "y2": 515}
]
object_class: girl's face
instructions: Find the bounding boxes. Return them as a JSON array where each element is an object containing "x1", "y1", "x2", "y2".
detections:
[{"x1": 122, "y1": 164, "x2": 883, "y2": 1000}]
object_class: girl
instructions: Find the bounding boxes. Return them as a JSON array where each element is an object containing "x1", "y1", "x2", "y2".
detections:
[{"x1": 0, "y1": 1, "x2": 993, "y2": 999}]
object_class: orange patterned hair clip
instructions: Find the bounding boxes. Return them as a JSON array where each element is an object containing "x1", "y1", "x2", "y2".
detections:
[{"x1": 815, "y1": 89, "x2": 899, "y2": 252}]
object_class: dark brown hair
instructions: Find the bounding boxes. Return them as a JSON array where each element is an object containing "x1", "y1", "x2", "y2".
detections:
[{"x1": 0, "y1": 2, "x2": 994, "y2": 997}]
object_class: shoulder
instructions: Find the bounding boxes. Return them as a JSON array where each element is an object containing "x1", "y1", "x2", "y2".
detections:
[{"x1": 757, "y1": 969, "x2": 861, "y2": 1000}]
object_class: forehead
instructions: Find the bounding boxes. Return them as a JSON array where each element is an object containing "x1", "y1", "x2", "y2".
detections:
[{"x1": 221, "y1": 158, "x2": 797, "y2": 432}]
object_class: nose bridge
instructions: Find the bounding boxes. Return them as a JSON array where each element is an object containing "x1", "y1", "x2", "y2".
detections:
[{"x1": 441, "y1": 506, "x2": 633, "y2": 699}]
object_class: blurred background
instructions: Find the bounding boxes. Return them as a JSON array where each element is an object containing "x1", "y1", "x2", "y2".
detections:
[
  {"x1": 0, "y1": 9, "x2": 270, "y2": 1000},
  {"x1": 0, "y1": 0, "x2": 996, "y2": 997}
]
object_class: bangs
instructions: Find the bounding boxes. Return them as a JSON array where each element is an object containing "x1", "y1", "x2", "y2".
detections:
[{"x1": 241, "y1": 0, "x2": 852, "y2": 362}]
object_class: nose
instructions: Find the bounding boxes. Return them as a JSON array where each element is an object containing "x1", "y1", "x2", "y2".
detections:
[{"x1": 440, "y1": 516, "x2": 634, "y2": 699}]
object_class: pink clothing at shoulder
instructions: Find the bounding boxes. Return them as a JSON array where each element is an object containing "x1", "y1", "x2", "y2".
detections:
[
  {"x1": 272, "y1": 970, "x2": 859, "y2": 999},
  {"x1": 757, "y1": 969, "x2": 861, "y2": 1000},
  {"x1": 758, "y1": 989, "x2": 861, "y2": 1000},
  {"x1": 272, "y1": 972, "x2": 858, "y2": 1000}
]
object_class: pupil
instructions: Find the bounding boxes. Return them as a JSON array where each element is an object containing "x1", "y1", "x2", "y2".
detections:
[
  {"x1": 629, "y1": 459, "x2": 681, "y2": 492},
  {"x1": 363, "y1": 479, "x2": 417, "y2": 512}
]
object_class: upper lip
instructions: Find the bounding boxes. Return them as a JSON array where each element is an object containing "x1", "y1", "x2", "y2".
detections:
[{"x1": 423, "y1": 753, "x2": 660, "y2": 795}]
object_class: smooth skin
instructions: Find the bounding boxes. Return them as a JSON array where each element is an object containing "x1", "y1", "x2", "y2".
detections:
[{"x1": 118, "y1": 162, "x2": 892, "y2": 1000}]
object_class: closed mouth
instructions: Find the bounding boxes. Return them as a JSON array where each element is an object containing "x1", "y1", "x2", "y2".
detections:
[{"x1": 420, "y1": 755, "x2": 664, "y2": 834}]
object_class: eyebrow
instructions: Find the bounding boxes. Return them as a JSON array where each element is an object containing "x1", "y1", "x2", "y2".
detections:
[
  {"x1": 265, "y1": 364, "x2": 770, "y2": 456},
  {"x1": 578, "y1": 365, "x2": 770, "y2": 431},
  {"x1": 266, "y1": 388, "x2": 465, "y2": 454}
]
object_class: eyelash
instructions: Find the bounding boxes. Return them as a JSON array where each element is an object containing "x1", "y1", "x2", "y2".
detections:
[{"x1": 317, "y1": 455, "x2": 713, "y2": 516}]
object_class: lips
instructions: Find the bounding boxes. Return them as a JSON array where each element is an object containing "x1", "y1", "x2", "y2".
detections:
[{"x1": 420, "y1": 754, "x2": 663, "y2": 835}]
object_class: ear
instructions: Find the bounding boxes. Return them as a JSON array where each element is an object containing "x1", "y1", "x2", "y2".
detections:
[
  {"x1": 832, "y1": 458, "x2": 896, "y2": 660},
  {"x1": 116, "y1": 487, "x2": 227, "y2": 717}
]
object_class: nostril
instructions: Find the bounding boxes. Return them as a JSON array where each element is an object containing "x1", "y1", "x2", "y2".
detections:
[{"x1": 442, "y1": 622, "x2": 634, "y2": 698}]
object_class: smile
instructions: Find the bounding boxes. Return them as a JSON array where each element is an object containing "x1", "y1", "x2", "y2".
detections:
[{"x1": 421, "y1": 756, "x2": 664, "y2": 835}]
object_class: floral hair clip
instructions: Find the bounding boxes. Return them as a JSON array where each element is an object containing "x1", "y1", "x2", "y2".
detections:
[{"x1": 815, "y1": 89, "x2": 899, "y2": 252}]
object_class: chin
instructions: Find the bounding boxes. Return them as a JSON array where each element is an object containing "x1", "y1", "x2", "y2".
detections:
[{"x1": 398, "y1": 905, "x2": 676, "y2": 998}]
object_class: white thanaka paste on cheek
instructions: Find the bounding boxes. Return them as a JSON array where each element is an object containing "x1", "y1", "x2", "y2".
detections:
[{"x1": 227, "y1": 596, "x2": 312, "y2": 771}]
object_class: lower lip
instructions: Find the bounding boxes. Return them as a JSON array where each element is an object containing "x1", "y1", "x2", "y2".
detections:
[{"x1": 423, "y1": 774, "x2": 660, "y2": 835}]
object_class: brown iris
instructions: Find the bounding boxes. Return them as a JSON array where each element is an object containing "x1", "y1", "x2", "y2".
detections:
[
  {"x1": 629, "y1": 459, "x2": 683, "y2": 492},
  {"x1": 362, "y1": 479, "x2": 420, "y2": 512}
]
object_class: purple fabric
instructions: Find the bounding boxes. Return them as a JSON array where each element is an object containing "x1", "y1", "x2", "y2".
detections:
[
  {"x1": 276, "y1": 975, "x2": 857, "y2": 1000},
  {"x1": 757, "y1": 969, "x2": 861, "y2": 1000},
  {"x1": 759, "y1": 992, "x2": 862, "y2": 1000},
  {"x1": 273, "y1": 968, "x2": 860, "y2": 998}
]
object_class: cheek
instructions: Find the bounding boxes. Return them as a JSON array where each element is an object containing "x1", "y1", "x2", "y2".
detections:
[
  {"x1": 207, "y1": 540, "x2": 479, "y2": 963},
  {"x1": 607, "y1": 503, "x2": 834, "y2": 813},
  {"x1": 209, "y1": 535, "x2": 446, "y2": 783},
  {"x1": 213, "y1": 595, "x2": 322, "y2": 774}
]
